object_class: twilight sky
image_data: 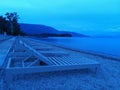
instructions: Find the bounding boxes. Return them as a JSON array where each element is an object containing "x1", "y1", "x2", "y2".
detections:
[{"x1": 0, "y1": 0, "x2": 120, "y2": 35}]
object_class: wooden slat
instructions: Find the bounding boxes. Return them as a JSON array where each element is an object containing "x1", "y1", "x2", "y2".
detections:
[
  {"x1": 47, "y1": 57, "x2": 59, "y2": 66},
  {"x1": 67, "y1": 57, "x2": 79, "y2": 65},
  {"x1": 54, "y1": 57, "x2": 68, "y2": 65},
  {"x1": 62, "y1": 56, "x2": 75, "y2": 65},
  {"x1": 58, "y1": 57, "x2": 73, "y2": 65},
  {"x1": 50, "y1": 57, "x2": 63, "y2": 65},
  {"x1": 52, "y1": 57, "x2": 64, "y2": 66}
]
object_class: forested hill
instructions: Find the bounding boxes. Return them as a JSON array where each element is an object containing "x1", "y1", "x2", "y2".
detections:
[{"x1": 20, "y1": 23, "x2": 89, "y2": 37}]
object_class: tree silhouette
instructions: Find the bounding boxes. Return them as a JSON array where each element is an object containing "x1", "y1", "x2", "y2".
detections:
[
  {"x1": 5, "y1": 12, "x2": 20, "y2": 35},
  {"x1": 0, "y1": 16, "x2": 7, "y2": 34},
  {"x1": 0, "y1": 12, "x2": 25, "y2": 36},
  {"x1": 0, "y1": 16, "x2": 4, "y2": 34}
]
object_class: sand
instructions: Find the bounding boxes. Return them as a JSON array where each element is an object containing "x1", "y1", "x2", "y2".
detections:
[{"x1": 2, "y1": 52, "x2": 120, "y2": 90}]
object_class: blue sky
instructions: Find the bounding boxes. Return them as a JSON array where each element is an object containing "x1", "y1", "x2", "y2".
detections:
[{"x1": 0, "y1": 0, "x2": 120, "y2": 35}]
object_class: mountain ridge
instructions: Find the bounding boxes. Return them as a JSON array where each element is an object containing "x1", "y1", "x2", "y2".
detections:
[{"x1": 20, "y1": 23, "x2": 89, "y2": 37}]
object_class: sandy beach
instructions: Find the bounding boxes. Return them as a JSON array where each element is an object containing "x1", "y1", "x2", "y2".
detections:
[
  {"x1": 3, "y1": 52, "x2": 120, "y2": 90},
  {"x1": 0, "y1": 37, "x2": 119, "y2": 90}
]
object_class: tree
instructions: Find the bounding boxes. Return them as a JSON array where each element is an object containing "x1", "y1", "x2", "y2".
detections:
[
  {"x1": 0, "y1": 16, "x2": 4, "y2": 34},
  {"x1": 0, "y1": 12, "x2": 25, "y2": 36},
  {"x1": 0, "y1": 16, "x2": 8, "y2": 34},
  {"x1": 5, "y1": 12, "x2": 19, "y2": 35}
]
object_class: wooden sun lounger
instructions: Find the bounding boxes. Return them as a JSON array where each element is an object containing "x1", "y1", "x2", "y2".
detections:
[{"x1": 5, "y1": 38, "x2": 100, "y2": 84}]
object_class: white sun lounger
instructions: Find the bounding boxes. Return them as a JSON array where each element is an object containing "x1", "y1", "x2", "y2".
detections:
[{"x1": 5, "y1": 38, "x2": 100, "y2": 84}]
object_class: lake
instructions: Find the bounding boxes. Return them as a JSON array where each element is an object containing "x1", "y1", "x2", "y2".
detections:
[{"x1": 36, "y1": 37, "x2": 120, "y2": 59}]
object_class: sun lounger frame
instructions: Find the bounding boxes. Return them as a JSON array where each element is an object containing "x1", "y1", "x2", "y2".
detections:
[{"x1": 4, "y1": 38, "x2": 100, "y2": 84}]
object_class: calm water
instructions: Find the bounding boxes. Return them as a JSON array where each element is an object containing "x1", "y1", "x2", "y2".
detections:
[{"x1": 38, "y1": 37, "x2": 120, "y2": 59}]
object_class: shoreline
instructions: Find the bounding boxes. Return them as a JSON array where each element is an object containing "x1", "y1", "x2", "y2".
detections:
[{"x1": 30, "y1": 37, "x2": 120, "y2": 62}]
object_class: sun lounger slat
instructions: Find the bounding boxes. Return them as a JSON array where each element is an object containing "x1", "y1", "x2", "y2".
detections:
[
  {"x1": 47, "y1": 57, "x2": 59, "y2": 66},
  {"x1": 57, "y1": 57, "x2": 71, "y2": 65},
  {"x1": 61, "y1": 56, "x2": 75, "y2": 65},
  {"x1": 53, "y1": 57, "x2": 68, "y2": 65},
  {"x1": 50, "y1": 57, "x2": 63, "y2": 66}
]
